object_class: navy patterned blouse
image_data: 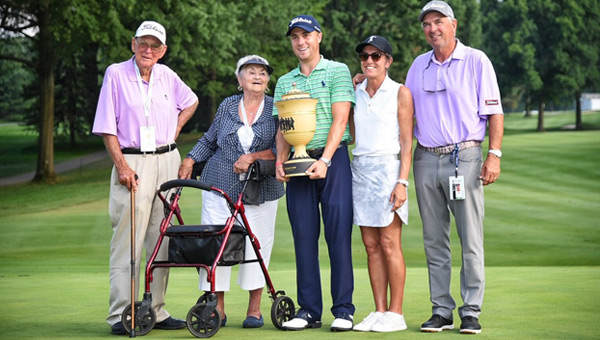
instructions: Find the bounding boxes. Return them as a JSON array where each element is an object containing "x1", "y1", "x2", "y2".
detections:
[{"x1": 187, "y1": 94, "x2": 285, "y2": 204}]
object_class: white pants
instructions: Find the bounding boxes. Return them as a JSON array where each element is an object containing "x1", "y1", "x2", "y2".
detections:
[
  {"x1": 198, "y1": 191, "x2": 278, "y2": 291},
  {"x1": 107, "y1": 150, "x2": 180, "y2": 325}
]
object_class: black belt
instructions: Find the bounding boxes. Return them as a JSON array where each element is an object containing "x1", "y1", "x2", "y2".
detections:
[
  {"x1": 121, "y1": 143, "x2": 177, "y2": 155},
  {"x1": 307, "y1": 141, "x2": 347, "y2": 159}
]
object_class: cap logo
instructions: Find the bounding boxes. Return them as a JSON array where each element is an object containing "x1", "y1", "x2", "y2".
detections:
[
  {"x1": 289, "y1": 16, "x2": 313, "y2": 28},
  {"x1": 140, "y1": 23, "x2": 165, "y2": 36},
  {"x1": 423, "y1": 2, "x2": 446, "y2": 11},
  {"x1": 368, "y1": 35, "x2": 376, "y2": 43}
]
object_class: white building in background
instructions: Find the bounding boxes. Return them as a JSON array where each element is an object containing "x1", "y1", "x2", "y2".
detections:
[{"x1": 581, "y1": 93, "x2": 600, "y2": 111}]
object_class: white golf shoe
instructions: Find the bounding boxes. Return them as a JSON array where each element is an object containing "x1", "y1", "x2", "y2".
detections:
[{"x1": 330, "y1": 314, "x2": 353, "y2": 332}]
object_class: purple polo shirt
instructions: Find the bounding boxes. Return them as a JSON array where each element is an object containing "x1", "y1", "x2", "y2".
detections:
[
  {"x1": 92, "y1": 56, "x2": 198, "y2": 148},
  {"x1": 405, "y1": 40, "x2": 503, "y2": 148}
]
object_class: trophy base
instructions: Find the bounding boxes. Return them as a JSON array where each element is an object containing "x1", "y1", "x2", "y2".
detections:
[{"x1": 284, "y1": 157, "x2": 316, "y2": 177}]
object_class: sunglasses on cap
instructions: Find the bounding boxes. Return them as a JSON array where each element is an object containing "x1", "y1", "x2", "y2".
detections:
[{"x1": 358, "y1": 52, "x2": 385, "y2": 62}]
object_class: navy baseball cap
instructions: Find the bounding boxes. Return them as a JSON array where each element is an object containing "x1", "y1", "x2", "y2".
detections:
[
  {"x1": 355, "y1": 35, "x2": 393, "y2": 56},
  {"x1": 286, "y1": 15, "x2": 322, "y2": 36}
]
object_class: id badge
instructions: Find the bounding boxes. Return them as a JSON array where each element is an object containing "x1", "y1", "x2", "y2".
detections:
[
  {"x1": 449, "y1": 176, "x2": 466, "y2": 200},
  {"x1": 140, "y1": 126, "x2": 156, "y2": 152}
]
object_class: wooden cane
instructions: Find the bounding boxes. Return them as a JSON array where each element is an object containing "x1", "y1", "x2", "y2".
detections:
[{"x1": 130, "y1": 177, "x2": 137, "y2": 337}]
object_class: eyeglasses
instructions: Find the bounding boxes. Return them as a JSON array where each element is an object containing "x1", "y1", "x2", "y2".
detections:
[
  {"x1": 136, "y1": 40, "x2": 163, "y2": 53},
  {"x1": 358, "y1": 52, "x2": 384, "y2": 62}
]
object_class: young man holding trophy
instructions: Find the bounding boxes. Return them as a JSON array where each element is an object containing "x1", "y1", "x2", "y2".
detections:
[{"x1": 273, "y1": 14, "x2": 356, "y2": 332}]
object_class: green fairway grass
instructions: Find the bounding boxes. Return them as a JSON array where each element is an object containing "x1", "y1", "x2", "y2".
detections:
[{"x1": 0, "y1": 111, "x2": 599, "y2": 339}]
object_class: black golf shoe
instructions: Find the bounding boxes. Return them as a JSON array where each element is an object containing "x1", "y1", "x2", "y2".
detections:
[
  {"x1": 420, "y1": 314, "x2": 454, "y2": 332},
  {"x1": 460, "y1": 316, "x2": 482, "y2": 334}
]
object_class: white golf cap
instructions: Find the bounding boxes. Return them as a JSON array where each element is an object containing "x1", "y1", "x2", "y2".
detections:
[{"x1": 135, "y1": 20, "x2": 166, "y2": 45}]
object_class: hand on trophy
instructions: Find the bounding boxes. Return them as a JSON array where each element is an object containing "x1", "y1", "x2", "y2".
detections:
[
  {"x1": 305, "y1": 159, "x2": 328, "y2": 179},
  {"x1": 275, "y1": 161, "x2": 290, "y2": 183}
]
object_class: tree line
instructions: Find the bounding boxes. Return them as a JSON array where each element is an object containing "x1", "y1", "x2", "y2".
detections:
[{"x1": 1, "y1": 0, "x2": 599, "y2": 183}]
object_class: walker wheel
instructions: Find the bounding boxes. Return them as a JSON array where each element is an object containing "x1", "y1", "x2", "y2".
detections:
[
  {"x1": 186, "y1": 302, "x2": 221, "y2": 338},
  {"x1": 196, "y1": 293, "x2": 208, "y2": 305},
  {"x1": 271, "y1": 296, "x2": 295, "y2": 330},
  {"x1": 122, "y1": 301, "x2": 156, "y2": 336}
]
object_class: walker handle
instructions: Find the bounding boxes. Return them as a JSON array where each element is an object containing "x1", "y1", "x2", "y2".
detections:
[{"x1": 159, "y1": 179, "x2": 213, "y2": 192}]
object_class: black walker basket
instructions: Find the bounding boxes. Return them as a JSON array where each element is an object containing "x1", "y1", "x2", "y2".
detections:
[{"x1": 167, "y1": 224, "x2": 246, "y2": 266}]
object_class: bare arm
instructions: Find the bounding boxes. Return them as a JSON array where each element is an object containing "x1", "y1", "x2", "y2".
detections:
[
  {"x1": 390, "y1": 86, "x2": 414, "y2": 210},
  {"x1": 174, "y1": 100, "x2": 199, "y2": 140},
  {"x1": 102, "y1": 134, "x2": 138, "y2": 191},
  {"x1": 348, "y1": 107, "x2": 355, "y2": 145},
  {"x1": 275, "y1": 127, "x2": 291, "y2": 182},
  {"x1": 480, "y1": 113, "x2": 504, "y2": 185},
  {"x1": 306, "y1": 101, "x2": 351, "y2": 179}
]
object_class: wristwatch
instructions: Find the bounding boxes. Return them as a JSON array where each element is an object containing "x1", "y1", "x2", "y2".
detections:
[
  {"x1": 319, "y1": 157, "x2": 331, "y2": 168},
  {"x1": 396, "y1": 179, "x2": 409, "y2": 187},
  {"x1": 488, "y1": 149, "x2": 502, "y2": 158}
]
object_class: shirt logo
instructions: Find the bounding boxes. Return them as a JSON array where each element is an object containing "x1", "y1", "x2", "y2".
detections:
[{"x1": 485, "y1": 99, "x2": 499, "y2": 106}]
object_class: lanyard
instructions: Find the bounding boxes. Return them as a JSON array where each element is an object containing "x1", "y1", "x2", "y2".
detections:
[
  {"x1": 133, "y1": 60, "x2": 155, "y2": 121},
  {"x1": 450, "y1": 144, "x2": 459, "y2": 177},
  {"x1": 239, "y1": 98, "x2": 264, "y2": 152}
]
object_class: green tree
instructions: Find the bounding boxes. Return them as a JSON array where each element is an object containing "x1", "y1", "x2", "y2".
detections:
[
  {"x1": 318, "y1": 0, "x2": 481, "y2": 83},
  {"x1": 483, "y1": 0, "x2": 600, "y2": 131},
  {"x1": 0, "y1": 0, "x2": 130, "y2": 183},
  {"x1": 320, "y1": 0, "x2": 422, "y2": 82},
  {"x1": 0, "y1": 0, "x2": 61, "y2": 183},
  {"x1": 0, "y1": 37, "x2": 35, "y2": 121},
  {"x1": 482, "y1": 0, "x2": 542, "y2": 116},
  {"x1": 555, "y1": 0, "x2": 600, "y2": 130}
]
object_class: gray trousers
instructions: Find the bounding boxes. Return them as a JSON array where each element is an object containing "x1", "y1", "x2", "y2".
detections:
[{"x1": 413, "y1": 146, "x2": 485, "y2": 319}]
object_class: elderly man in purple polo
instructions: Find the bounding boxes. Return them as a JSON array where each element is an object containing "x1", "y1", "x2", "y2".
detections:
[
  {"x1": 405, "y1": 1, "x2": 504, "y2": 335},
  {"x1": 93, "y1": 20, "x2": 198, "y2": 335}
]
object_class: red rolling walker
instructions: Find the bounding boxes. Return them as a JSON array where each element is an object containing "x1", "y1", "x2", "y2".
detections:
[{"x1": 122, "y1": 160, "x2": 295, "y2": 338}]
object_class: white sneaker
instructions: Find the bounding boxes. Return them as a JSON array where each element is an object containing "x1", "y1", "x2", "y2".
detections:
[
  {"x1": 371, "y1": 311, "x2": 407, "y2": 332},
  {"x1": 330, "y1": 315, "x2": 353, "y2": 332},
  {"x1": 353, "y1": 311, "x2": 383, "y2": 332}
]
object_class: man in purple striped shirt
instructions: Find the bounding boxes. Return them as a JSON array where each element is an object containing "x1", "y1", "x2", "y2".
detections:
[{"x1": 405, "y1": 1, "x2": 504, "y2": 335}]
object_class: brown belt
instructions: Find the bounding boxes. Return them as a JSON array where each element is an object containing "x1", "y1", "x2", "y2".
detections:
[{"x1": 417, "y1": 141, "x2": 481, "y2": 154}]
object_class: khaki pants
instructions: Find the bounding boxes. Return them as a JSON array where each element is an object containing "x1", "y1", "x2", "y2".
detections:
[{"x1": 107, "y1": 150, "x2": 181, "y2": 325}]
